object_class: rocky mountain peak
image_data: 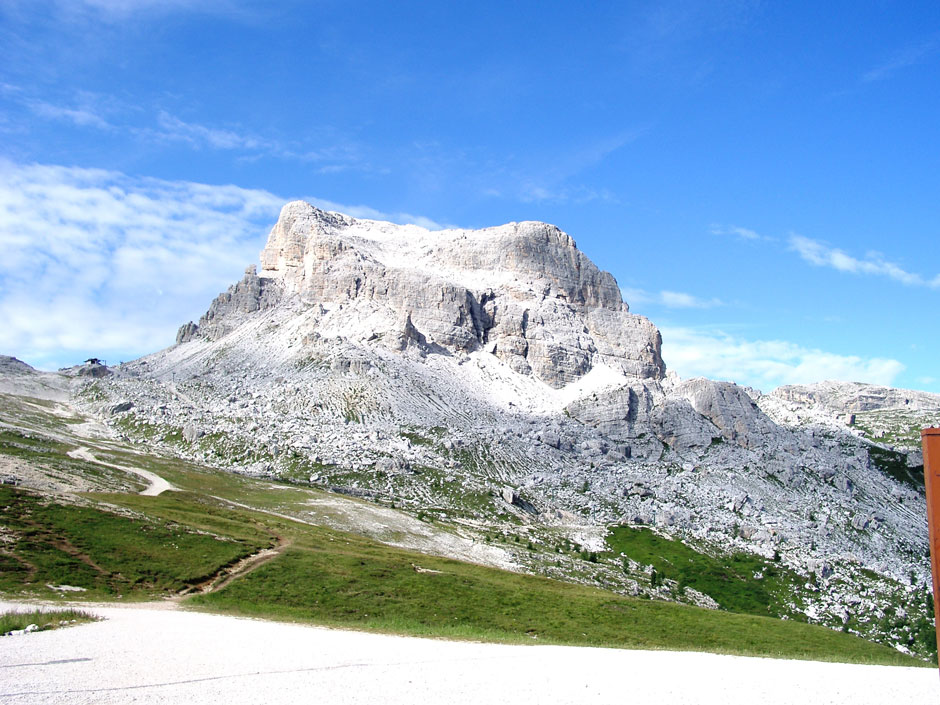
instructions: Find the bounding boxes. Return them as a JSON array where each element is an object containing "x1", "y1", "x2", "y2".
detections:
[
  {"x1": 259, "y1": 201, "x2": 625, "y2": 312},
  {"x1": 182, "y1": 200, "x2": 665, "y2": 388}
]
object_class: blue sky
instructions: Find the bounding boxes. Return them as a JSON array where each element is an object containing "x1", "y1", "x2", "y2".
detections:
[{"x1": 1, "y1": 0, "x2": 938, "y2": 393}]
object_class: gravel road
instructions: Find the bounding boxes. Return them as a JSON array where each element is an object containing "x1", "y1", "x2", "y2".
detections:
[
  {"x1": 0, "y1": 601, "x2": 935, "y2": 704},
  {"x1": 66, "y1": 447, "x2": 174, "y2": 496}
]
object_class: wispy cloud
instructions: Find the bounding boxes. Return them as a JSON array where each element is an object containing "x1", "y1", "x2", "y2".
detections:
[
  {"x1": 305, "y1": 196, "x2": 452, "y2": 231},
  {"x1": 26, "y1": 99, "x2": 111, "y2": 129},
  {"x1": 709, "y1": 223, "x2": 773, "y2": 241},
  {"x1": 789, "y1": 234, "x2": 940, "y2": 288},
  {"x1": 518, "y1": 183, "x2": 615, "y2": 205},
  {"x1": 509, "y1": 129, "x2": 644, "y2": 204},
  {"x1": 3, "y1": 84, "x2": 117, "y2": 130},
  {"x1": 5, "y1": 84, "x2": 365, "y2": 169},
  {"x1": 620, "y1": 1, "x2": 760, "y2": 86},
  {"x1": 42, "y1": 0, "x2": 260, "y2": 22},
  {"x1": 147, "y1": 112, "x2": 356, "y2": 167},
  {"x1": 622, "y1": 287, "x2": 722, "y2": 309},
  {"x1": 661, "y1": 326, "x2": 905, "y2": 391},
  {"x1": 862, "y1": 39, "x2": 938, "y2": 83},
  {"x1": 154, "y1": 111, "x2": 267, "y2": 151},
  {"x1": 148, "y1": 112, "x2": 368, "y2": 169}
]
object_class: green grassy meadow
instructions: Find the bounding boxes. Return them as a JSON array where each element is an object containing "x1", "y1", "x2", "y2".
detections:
[
  {"x1": 0, "y1": 485, "x2": 270, "y2": 599},
  {"x1": 190, "y1": 538, "x2": 919, "y2": 665}
]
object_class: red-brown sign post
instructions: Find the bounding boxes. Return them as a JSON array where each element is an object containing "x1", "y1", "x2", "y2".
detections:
[{"x1": 923, "y1": 427, "x2": 940, "y2": 668}]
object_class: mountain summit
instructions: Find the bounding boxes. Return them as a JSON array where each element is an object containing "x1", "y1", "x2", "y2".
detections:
[{"x1": 180, "y1": 200, "x2": 664, "y2": 388}]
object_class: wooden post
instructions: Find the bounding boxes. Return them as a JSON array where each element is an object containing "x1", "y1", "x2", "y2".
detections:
[{"x1": 922, "y1": 427, "x2": 940, "y2": 668}]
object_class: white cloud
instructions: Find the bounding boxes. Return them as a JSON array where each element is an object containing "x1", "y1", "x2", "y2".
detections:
[
  {"x1": 144, "y1": 113, "x2": 367, "y2": 170},
  {"x1": 659, "y1": 290, "x2": 722, "y2": 309},
  {"x1": 0, "y1": 160, "x2": 284, "y2": 368},
  {"x1": 27, "y1": 99, "x2": 111, "y2": 129},
  {"x1": 789, "y1": 234, "x2": 939, "y2": 288},
  {"x1": 709, "y1": 224, "x2": 769, "y2": 241},
  {"x1": 5, "y1": 83, "x2": 362, "y2": 168},
  {"x1": 518, "y1": 182, "x2": 614, "y2": 205},
  {"x1": 505, "y1": 130, "x2": 641, "y2": 204},
  {"x1": 622, "y1": 287, "x2": 722, "y2": 309},
  {"x1": 155, "y1": 111, "x2": 266, "y2": 151},
  {"x1": 44, "y1": 0, "x2": 253, "y2": 20},
  {"x1": 660, "y1": 326, "x2": 905, "y2": 391},
  {"x1": 305, "y1": 197, "x2": 451, "y2": 231}
]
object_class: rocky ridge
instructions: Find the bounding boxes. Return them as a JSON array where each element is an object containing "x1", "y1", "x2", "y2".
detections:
[{"x1": 71, "y1": 201, "x2": 940, "y2": 655}]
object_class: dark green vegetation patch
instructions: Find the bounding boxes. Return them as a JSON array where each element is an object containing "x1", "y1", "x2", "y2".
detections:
[
  {"x1": 606, "y1": 526, "x2": 799, "y2": 618},
  {"x1": 868, "y1": 446, "x2": 924, "y2": 491}
]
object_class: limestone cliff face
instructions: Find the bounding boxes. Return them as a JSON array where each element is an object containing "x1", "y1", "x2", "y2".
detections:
[
  {"x1": 184, "y1": 200, "x2": 664, "y2": 389},
  {"x1": 177, "y1": 265, "x2": 283, "y2": 343}
]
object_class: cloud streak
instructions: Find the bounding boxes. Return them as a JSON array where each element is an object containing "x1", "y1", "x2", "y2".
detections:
[
  {"x1": 661, "y1": 326, "x2": 905, "y2": 391},
  {"x1": 709, "y1": 224, "x2": 773, "y2": 241},
  {"x1": 38, "y1": 0, "x2": 259, "y2": 22},
  {"x1": 862, "y1": 39, "x2": 937, "y2": 83},
  {"x1": 3, "y1": 83, "x2": 364, "y2": 170},
  {"x1": 154, "y1": 111, "x2": 266, "y2": 151},
  {"x1": 622, "y1": 287, "x2": 722, "y2": 309},
  {"x1": 27, "y1": 99, "x2": 112, "y2": 129},
  {"x1": 508, "y1": 129, "x2": 644, "y2": 204},
  {"x1": 789, "y1": 234, "x2": 940, "y2": 288}
]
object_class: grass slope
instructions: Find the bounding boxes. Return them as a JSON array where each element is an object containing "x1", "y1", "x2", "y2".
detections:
[
  {"x1": 0, "y1": 486, "x2": 269, "y2": 599},
  {"x1": 191, "y1": 539, "x2": 917, "y2": 666}
]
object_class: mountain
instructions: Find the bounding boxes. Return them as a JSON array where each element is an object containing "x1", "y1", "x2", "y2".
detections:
[{"x1": 72, "y1": 201, "x2": 940, "y2": 655}]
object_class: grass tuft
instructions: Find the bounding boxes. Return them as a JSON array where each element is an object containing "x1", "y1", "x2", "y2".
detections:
[{"x1": 1, "y1": 608, "x2": 98, "y2": 635}]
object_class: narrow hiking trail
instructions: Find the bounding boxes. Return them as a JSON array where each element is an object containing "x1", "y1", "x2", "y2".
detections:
[
  {"x1": 178, "y1": 536, "x2": 291, "y2": 597},
  {"x1": 67, "y1": 446, "x2": 175, "y2": 497}
]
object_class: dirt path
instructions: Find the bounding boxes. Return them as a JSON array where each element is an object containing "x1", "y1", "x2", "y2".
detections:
[
  {"x1": 67, "y1": 447, "x2": 175, "y2": 496},
  {"x1": 178, "y1": 536, "x2": 291, "y2": 597}
]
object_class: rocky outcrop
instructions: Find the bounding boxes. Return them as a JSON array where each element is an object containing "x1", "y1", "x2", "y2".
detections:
[
  {"x1": 176, "y1": 265, "x2": 283, "y2": 343},
  {"x1": 772, "y1": 381, "x2": 940, "y2": 414},
  {"x1": 674, "y1": 378, "x2": 777, "y2": 450},
  {"x1": 176, "y1": 322, "x2": 199, "y2": 345},
  {"x1": 241, "y1": 200, "x2": 665, "y2": 388},
  {"x1": 0, "y1": 356, "x2": 36, "y2": 376}
]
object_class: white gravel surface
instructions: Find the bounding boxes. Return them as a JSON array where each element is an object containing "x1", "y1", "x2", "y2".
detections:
[
  {"x1": 0, "y1": 601, "x2": 936, "y2": 705},
  {"x1": 66, "y1": 447, "x2": 175, "y2": 497}
]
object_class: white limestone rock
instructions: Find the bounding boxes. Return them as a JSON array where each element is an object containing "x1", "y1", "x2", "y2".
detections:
[
  {"x1": 247, "y1": 201, "x2": 665, "y2": 388},
  {"x1": 771, "y1": 381, "x2": 940, "y2": 414}
]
